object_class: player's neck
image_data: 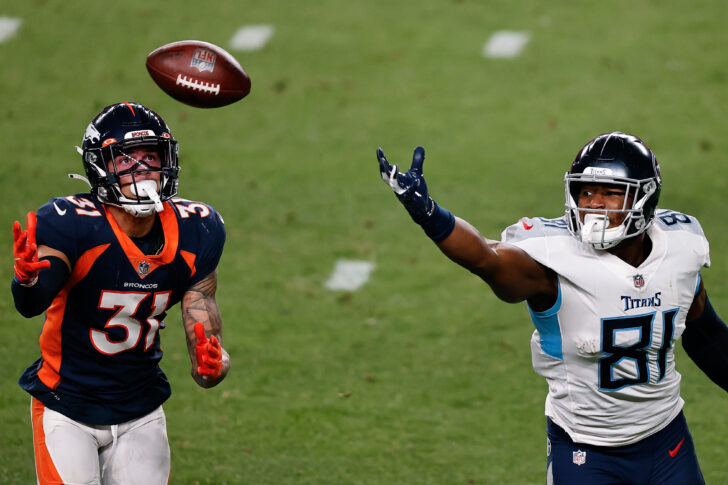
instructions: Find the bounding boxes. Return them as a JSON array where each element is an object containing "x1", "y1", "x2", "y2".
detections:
[
  {"x1": 607, "y1": 233, "x2": 652, "y2": 268},
  {"x1": 106, "y1": 205, "x2": 158, "y2": 238}
]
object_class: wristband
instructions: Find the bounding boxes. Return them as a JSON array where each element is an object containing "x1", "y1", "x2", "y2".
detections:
[
  {"x1": 13, "y1": 275, "x2": 39, "y2": 288},
  {"x1": 420, "y1": 202, "x2": 456, "y2": 241}
]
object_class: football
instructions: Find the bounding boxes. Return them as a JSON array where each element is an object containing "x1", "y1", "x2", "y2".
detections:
[{"x1": 146, "y1": 40, "x2": 251, "y2": 108}]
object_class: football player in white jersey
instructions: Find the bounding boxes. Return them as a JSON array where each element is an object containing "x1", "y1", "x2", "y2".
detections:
[{"x1": 377, "y1": 132, "x2": 728, "y2": 484}]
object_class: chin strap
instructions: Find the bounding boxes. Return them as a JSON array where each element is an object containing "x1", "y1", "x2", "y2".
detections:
[
  {"x1": 122, "y1": 204, "x2": 157, "y2": 217},
  {"x1": 68, "y1": 173, "x2": 92, "y2": 189}
]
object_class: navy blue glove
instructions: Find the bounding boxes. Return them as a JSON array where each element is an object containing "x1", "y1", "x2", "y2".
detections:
[
  {"x1": 377, "y1": 146, "x2": 433, "y2": 224},
  {"x1": 377, "y1": 146, "x2": 455, "y2": 241}
]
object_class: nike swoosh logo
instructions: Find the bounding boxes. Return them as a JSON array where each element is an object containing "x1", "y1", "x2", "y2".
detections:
[
  {"x1": 53, "y1": 202, "x2": 67, "y2": 216},
  {"x1": 668, "y1": 437, "x2": 685, "y2": 457},
  {"x1": 522, "y1": 220, "x2": 533, "y2": 230}
]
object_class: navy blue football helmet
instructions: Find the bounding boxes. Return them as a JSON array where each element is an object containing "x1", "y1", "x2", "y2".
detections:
[
  {"x1": 565, "y1": 132, "x2": 662, "y2": 249},
  {"x1": 74, "y1": 102, "x2": 180, "y2": 216}
]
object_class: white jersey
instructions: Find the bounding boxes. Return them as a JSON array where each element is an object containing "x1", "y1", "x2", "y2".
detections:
[{"x1": 501, "y1": 209, "x2": 710, "y2": 447}]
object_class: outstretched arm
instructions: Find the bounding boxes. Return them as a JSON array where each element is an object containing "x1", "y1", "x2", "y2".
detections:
[
  {"x1": 11, "y1": 212, "x2": 71, "y2": 317},
  {"x1": 377, "y1": 146, "x2": 557, "y2": 309},
  {"x1": 181, "y1": 269, "x2": 230, "y2": 388},
  {"x1": 436, "y1": 217, "x2": 557, "y2": 308}
]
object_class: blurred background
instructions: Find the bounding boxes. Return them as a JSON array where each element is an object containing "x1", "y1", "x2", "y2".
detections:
[{"x1": 1, "y1": 1, "x2": 726, "y2": 483}]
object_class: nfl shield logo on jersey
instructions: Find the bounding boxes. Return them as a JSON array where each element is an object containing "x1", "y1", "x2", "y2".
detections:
[
  {"x1": 572, "y1": 450, "x2": 587, "y2": 466},
  {"x1": 633, "y1": 274, "x2": 645, "y2": 288},
  {"x1": 137, "y1": 261, "x2": 151, "y2": 276}
]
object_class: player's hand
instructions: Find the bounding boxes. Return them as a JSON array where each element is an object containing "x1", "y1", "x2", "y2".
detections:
[
  {"x1": 377, "y1": 146, "x2": 436, "y2": 224},
  {"x1": 194, "y1": 322, "x2": 223, "y2": 379},
  {"x1": 13, "y1": 212, "x2": 50, "y2": 286}
]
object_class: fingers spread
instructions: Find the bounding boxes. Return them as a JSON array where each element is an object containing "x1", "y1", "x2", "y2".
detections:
[
  {"x1": 13, "y1": 221, "x2": 22, "y2": 242},
  {"x1": 377, "y1": 147, "x2": 393, "y2": 179},
  {"x1": 388, "y1": 165, "x2": 407, "y2": 195},
  {"x1": 14, "y1": 230, "x2": 28, "y2": 255},
  {"x1": 410, "y1": 146, "x2": 425, "y2": 174},
  {"x1": 26, "y1": 212, "x2": 37, "y2": 240},
  {"x1": 205, "y1": 347, "x2": 221, "y2": 362},
  {"x1": 193, "y1": 322, "x2": 207, "y2": 344},
  {"x1": 31, "y1": 260, "x2": 52, "y2": 271}
]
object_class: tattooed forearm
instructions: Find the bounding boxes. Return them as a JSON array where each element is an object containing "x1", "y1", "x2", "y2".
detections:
[
  {"x1": 181, "y1": 270, "x2": 230, "y2": 388},
  {"x1": 182, "y1": 270, "x2": 222, "y2": 337}
]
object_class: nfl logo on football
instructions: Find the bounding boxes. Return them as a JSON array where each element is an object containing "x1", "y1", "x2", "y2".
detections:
[
  {"x1": 572, "y1": 450, "x2": 587, "y2": 466},
  {"x1": 190, "y1": 48, "x2": 216, "y2": 73}
]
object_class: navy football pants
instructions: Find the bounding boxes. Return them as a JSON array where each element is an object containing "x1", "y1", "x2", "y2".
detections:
[{"x1": 546, "y1": 411, "x2": 704, "y2": 485}]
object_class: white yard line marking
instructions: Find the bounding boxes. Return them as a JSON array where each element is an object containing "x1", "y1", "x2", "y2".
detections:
[
  {"x1": 229, "y1": 24, "x2": 274, "y2": 51},
  {"x1": 0, "y1": 17, "x2": 22, "y2": 44},
  {"x1": 483, "y1": 30, "x2": 530, "y2": 59},
  {"x1": 325, "y1": 260, "x2": 375, "y2": 291}
]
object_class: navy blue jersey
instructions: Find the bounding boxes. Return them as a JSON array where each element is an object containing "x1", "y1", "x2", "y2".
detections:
[{"x1": 19, "y1": 194, "x2": 225, "y2": 425}]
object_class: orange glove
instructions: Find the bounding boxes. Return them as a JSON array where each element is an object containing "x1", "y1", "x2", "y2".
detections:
[
  {"x1": 194, "y1": 322, "x2": 223, "y2": 379},
  {"x1": 13, "y1": 212, "x2": 50, "y2": 286}
]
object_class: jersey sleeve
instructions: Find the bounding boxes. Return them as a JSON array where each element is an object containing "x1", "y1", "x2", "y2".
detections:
[
  {"x1": 500, "y1": 216, "x2": 573, "y2": 270},
  {"x1": 691, "y1": 215, "x2": 711, "y2": 269},
  {"x1": 35, "y1": 197, "x2": 82, "y2": 265},
  {"x1": 653, "y1": 209, "x2": 710, "y2": 269},
  {"x1": 181, "y1": 203, "x2": 226, "y2": 286}
]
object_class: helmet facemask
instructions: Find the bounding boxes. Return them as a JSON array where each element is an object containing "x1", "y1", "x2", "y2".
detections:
[
  {"x1": 565, "y1": 174, "x2": 660, "y2": 250},
  {"x1": 73, "y1": 103, "x2": 180, "y2": 217}
]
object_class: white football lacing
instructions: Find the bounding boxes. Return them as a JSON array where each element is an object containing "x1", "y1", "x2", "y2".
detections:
[{"x1": 175, "y1": 74, "x2": 220, "y2": 95}]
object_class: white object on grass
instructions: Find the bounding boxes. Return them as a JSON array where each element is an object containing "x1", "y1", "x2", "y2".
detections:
[
  {"x1": 325, "y1": 260, "x2": 375, "y2": 291},
  {"x1": 230, "y1": 25, "x2": 274, "y2": 51},
  {"x1": 483, "y1": 30, "x2": 530, "y2": 59},
  {"x1": 0, "y1": 17, "x2": 22, "y2": 43}
]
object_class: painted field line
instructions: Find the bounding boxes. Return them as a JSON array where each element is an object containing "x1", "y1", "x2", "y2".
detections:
[
  {"x1": 325, "y1": 260, "x2": 375, "y2": 291},
  {"x1": 0, "y1": 17, "x2": 22, "y2": 44},
  {"x1": 483, "y1": 30, "x2": 530, "y2": 59},
  {"x1": 230, "y1": 24, "x2": 274, "y2": 51}
]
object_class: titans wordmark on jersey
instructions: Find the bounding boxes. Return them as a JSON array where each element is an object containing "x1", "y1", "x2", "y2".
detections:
[
  {"x1": 19, "y1": 194, "x2": 225, "y2": 425},
  {"x1": 501, "y1": 209, "x2": 710, "y2": 447}
]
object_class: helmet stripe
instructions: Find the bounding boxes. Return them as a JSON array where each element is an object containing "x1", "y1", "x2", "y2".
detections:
[{"x1": 123, "y1": 102, "x2": 136, "y2": 117}]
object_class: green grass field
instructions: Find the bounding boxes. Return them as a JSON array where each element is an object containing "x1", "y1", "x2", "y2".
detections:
[{"x1": 1, "y1": 1, "x2": 727, "y2": 483}]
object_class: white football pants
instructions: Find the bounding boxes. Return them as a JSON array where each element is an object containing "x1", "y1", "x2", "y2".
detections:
[{"x1": 31, "y1": 398, "x2": 170, "y2": 485}]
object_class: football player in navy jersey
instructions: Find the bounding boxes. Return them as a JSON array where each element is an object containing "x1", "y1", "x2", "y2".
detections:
[
  {"x1": 376, "y1": 133, "x2": 728, "y2": 484},
  {"x1": 12, "y1": 102, "x2": 230, "y2": 484}
]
